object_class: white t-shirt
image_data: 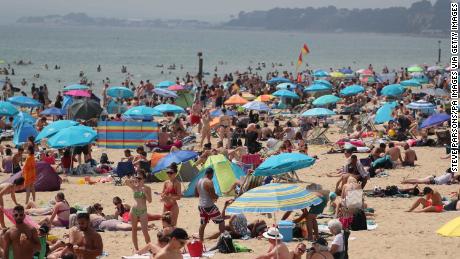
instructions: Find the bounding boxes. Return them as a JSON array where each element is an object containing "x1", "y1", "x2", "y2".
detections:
[
  {"x1": 331, "y1": 233, "x2": 344, "y2": 252},
  {"x1": 434, "y1": 173, "x2": 452, "y2": 185}
]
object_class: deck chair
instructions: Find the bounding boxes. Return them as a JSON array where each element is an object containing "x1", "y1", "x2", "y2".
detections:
[
  {"x1": 241, "y1": 154, "x2": 263, "y2": 169},
  {"x1": 360, "y1": 113, "x2": 377, "y2": 132},
  {"x1": 273, "y1": 171, "x2": 301, "y2": 183},
  {"x1": 435, "y1": 129, "x2": 450, "y2": 146},
  {"x1": 237, "y1": 173, "x2": 264, "y2": 197},
  {"x1": 307, "y1": 127, "x2": 331, "y2": 145},
  {"x1": 112, "y1": 161, "x2": 135, "y2": 185},
  {"x1": 339, "y1": 118, "x2": 353, "y2": 134}
]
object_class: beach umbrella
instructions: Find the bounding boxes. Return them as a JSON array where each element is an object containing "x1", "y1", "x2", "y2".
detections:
[
  {"x1": 314, "y1": 80, "x2": 332, "y2": 87},
  {"x1": 359, "y1": 69, "x2": 374, "y2": 76},
  {"x1": 152, "y1": 150, "x2": 199, "y2": 173},
  {"x1": 0, "y1": 101, "x2": 19, "y2": 116},
  {"x1": 226, "y1": 183, "x2": 322, "y2": 214},
  {"x1": 381, "y1": 84, "x2": 405, "y2": 97},
  {"x1": 68, "y1": 99, "x2": 103, "y2": 120},
  {"x1": 253, "y1": 152, "x2": 316, "y2": 177},
  {"x1": 156, "y1": 81, "x2": 175, "y2": 88},
  {"x1": 313, "y1": 70, "x2": 329, "y2": 78},
  {"x1": 41, "y1": 107, "x2": 66, "y2": 116},
  {"x1": 401, "y1": 79, "x2": 422, "y2": 87},
  {"x1": 272, "y1": 89, "x2": 299, "y2": 99},
  {"x1": 407, "y1": 66, "x2": 424, "y2": 73},
  {"x1": 242, "y1": 101, "x2": 271, "y2": 112},
  {"x1": 330, "y1": 72, "x2": 346, "y2": 78},
  {"x1": 210, "y1": 109, "x2": 237, "y2": 118},
  {"x1": 340, "y1": 85, "x2": 365, "y2": 96},
  {"x1": 107, "y1": 86, "x2": 134, "y2": 98},
  {"x1": 422, "y1": 88, "x2": 449, "y2": 97},
  {"x1": 241, "y1": 92, "x2": 256, "y2": 101},
  {"x1": 224, "y1": 94, "x2": 249, "y2": 105},
  {"x1": 276, "y1": 83, "x2": 298, "y2": 90},
  {"x1": 312, "y1": 95, "x2": 340, "y2": 106},
  {"x1": 35, "y1": 120, "x2": 79, "y2": 142},
  {"x1": 267, "y1": 77, "x2": 290, "y2": 84},
  {"x1": 301, "y1": 108, "x2": 336, "y2": 117},
  {"x1": 427, "y1": 65, "x2": 443, "y2": 72},
  {"x1": 339, "y1": 68, "x2": 353, "y2": 74},
  {"x1": 13, "y1": 111, "x2": 36, "y2": 128},
  {"x1": 407, "y1": 100, "x2": 436, "y2": 110},
  {"x1": 168, "y1": 85, "x2": 186, "y2": 91},
  {"x1": 152, "y1": 88, "x2": 178, "y2": 98},
  {"x1": 153, "y1": 104, "x2": 185, "y2": 114},
  {"x1": 420, "y1": 113, "x2": 450, "y2": 129},
  {"x1": 304, "y1": 84, "x2": 331, "y2": 93},
  {"x1": 375, "y1": 102, "x2": 397, "y2": 124},
  {"x1": 13, "y1": 122, "x2": 38, "y2": 147},
  {"x1": 7, "y1": 96, "x2": 41, "y2": 108},
  {"x1": 255, "y1": 94, "x2": 275, "y2": 102},
  {"x1": 47, "y1": 125, "x2": 97, "y2": 148},
  {"x1": 63, "y1": 84, "x2": 89, "y2": 91},
  {"x1": 64, "y1": 90, "x2": 91, "y2": 97},
  {"x1": 123, "y1": 105, "x2": 163, "y2": 120},
  {"x1": 413, "y1": 75, "x2": 429, "y2": 84},
  {"x1": 437, "y1": 216, "x2": 460, "y2": 237}
]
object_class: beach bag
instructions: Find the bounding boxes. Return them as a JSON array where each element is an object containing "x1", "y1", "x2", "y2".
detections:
[
  {"x1": 384, "y1": 185, "x2": 399, "y2": 196},
  {"x1": 350, "y1": 209, "x2": 367, "y2": 231},
  {"x1": 217, "y1": 232, "x2": 236, "y2": 254},
  {"x1": 345, "y1": 189, "x2": 363, "y2": 209},
  {"x1": 233, "y1": 242, "x2": 252, "y2": 253}
]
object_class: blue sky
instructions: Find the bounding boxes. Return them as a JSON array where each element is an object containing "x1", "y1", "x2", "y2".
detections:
[{"x1": 0, "y1": 0, "x2": 426, "y2": 24}]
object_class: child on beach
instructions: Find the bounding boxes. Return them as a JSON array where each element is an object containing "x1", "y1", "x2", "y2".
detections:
[{"x1": 23, "y1": 145, "x2": 37, "y2": 204}]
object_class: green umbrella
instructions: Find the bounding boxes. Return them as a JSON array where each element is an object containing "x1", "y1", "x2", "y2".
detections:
[{"x1": 407, "y1": 66, "x2": 423, "y2": 73}]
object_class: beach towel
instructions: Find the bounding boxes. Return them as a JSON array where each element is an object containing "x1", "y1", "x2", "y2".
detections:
[
  {"x1": 0, "y1": 208, "x2": 39, "y2": 228},
  {"x1": 121, "y1": 251, "x2": 215, "y2": 259}
]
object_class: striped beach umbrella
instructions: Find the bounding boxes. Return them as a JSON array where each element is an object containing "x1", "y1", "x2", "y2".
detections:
[
  {"x1": 226, "y1": 183, "x2": 323, "y2": 214},
  {"x1": 406, "y1": 100, "x2": 436, "y2": 110}
]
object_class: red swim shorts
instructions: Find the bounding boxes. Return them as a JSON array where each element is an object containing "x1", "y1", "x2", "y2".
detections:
[{"x1": 191, "y1": 115, "x2": 201, "y2": 125}]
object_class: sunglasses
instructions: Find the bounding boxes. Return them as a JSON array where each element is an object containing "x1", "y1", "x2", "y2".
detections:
[{"x1": 13, "y1": 213, "x2": 25, "y2": 217}]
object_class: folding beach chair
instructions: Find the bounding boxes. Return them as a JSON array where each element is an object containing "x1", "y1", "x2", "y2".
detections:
[
  {"x1": 237, "y1": 173, "x2": 264, "y2": 197},
  {"x1": 273, "y1": 171, "x2": 301, "y2": 183},
  {"x1": 307, "y1": 127, "x2": 332, "y2": 145},
  {"x1": 339, "y1": 118, "x2": 353, "y2": 134},
  {"x1": 112, "y1": 161, "x2": 135, "y2": 185},
  {"x1": 360, "y1": 113, "x2": 377, "y2": 132}
]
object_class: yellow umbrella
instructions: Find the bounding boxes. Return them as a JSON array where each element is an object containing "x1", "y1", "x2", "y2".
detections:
[
  {"x1": 255, "y1": 94, "x2": 275, "y2": 102},
  {"x1": 224, "y1": 94, "x2": 249, "y2": 105},
  {"x1": 330, "y1": 72, "x2": 345, "y2": 78},
  {"x1": 241, "y1": 92, "x2": 256, "y2": 101},
  {"x1": 437, "y1": 216, "x2": 460, "y2": 237}
]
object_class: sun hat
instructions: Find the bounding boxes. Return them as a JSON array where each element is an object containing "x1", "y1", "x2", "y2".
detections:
[{"x1": 262, "y1": 227, "x2": 284, "y2": 240}]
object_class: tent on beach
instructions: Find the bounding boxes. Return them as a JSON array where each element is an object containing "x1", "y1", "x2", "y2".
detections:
[
  {"x1": 151, "y1": 161, "x2": 199, "y2": 182},
  {"x1": 183, "y1": 155, "x2": 245, "y2": 197},
  {"x1": 2, "y1": 162, "x2": 61, "y2": 192}
]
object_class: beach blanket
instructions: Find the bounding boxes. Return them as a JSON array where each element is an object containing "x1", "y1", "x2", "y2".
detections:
[
  {"x1": 122, "y1": 251, "x2": 215, "y2": 259},
  {"x1": 319, "y1": 222, "x2": 378, "y2": 233},
  {"x1": 0, "y1": 208, "x2": 40, "y2": 228}
]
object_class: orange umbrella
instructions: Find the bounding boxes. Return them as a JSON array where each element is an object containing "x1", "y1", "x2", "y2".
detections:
[
  {"x1": 255, "y1": 94, "x2": 275, "y2": 102},
  {"x1": 151, "y1": 152, "x2": 167, "y2": 168},
  {"x1": 224, "y1": 94, "x2": 249, "y2": 105}
]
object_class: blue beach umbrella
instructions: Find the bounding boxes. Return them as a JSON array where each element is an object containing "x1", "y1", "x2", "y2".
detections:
[
  {"x1": 412, "y1": 75, "x2": 429, "y2": 84},
  {"x1": 272, "y1": 89, "x2": 299, "y2": 99},
  {"x1": 381, "y1": 84, "x2": 405, "y2": 97},
  {"x1": 152, "y1": 88, "x2": 178, "y2": 98},
  {"x1": 63, "y1": 84, "x2": 89, "y2": 91},
  {"x1": 276, "y1": 83, "x2": 298, "y2": 90},
  {"x1": 226, "y1": 183, "x2": 323, "y2": 214},
  {"x1": 41, "y1": 107, "x2": 66, "y2": 116},
  {"x1": 47, "y1": 125, "x2": 97, "y2": 148},
  {"x1": 267, "y1": 77, "x2": 290, "y2": 84},
  {"x1": 420, "y1": 113, "x2": 450, "y2": 129},
  {"x1": 13, "y1": 122, "x2": 38, "y2": 147},
  {"x1": 254, "y1": 152, "x2": 316, "y2": 177},
  {"x1": 153, "y1": 104, "x2": 185, "y2": 114},
  {"x1": 107, "y1": 86, "x2": 134, "y2": 98},
  {"x1": 375, "y1": 102, "x2": 397, "y2": 124},
  {"x1": 406, "y1": 100, "x2": 436, "y2": 111},
  {"x1": 301, "y1": 108, "x2": 336, "y2": 117},
  {"x1": 340, "y1": 85, "x2": 365, "y2": 96},
  {"x1": 401, "y1": 79, "x2": 422, "y2": 87},
  {"x1": 313, "y1": 70, "x2": 329, "y2": 78},
  {"x1": 156, "y1": 81, "x2": 175, "y2": 88},
  {"x1": 312, "y1": 95, "x2": 341, "y2": 106},
  {"x1": 152, "y1": 150, "x2": 199, "y2": 173},
  {"x1": 242, "y1": 101, "x2": 271, "y2": 112},
  {"x1": 123, "y1": 105, "x2": 162, "y2": 120},
  {"x1": 210, "y1": 109, "x2": 237, "y2": 118},
  {"x1": 13, "y1": 111, "x2": 36, "y2": 128},
  {"x1": 314, "y1": 80, "x2": 332, "y2": 87},
  {"x1": 0, "y1": 101, "x2": 19, "y2": 116},
  {"x1": 339, "y1": 68, "x2": 354, "y2": 74},
  {"x1": 304, "y1": 84, "x2": 331, "y2": 93},
  {"x1": 7, "y1": 96, "x2": 41, "y2": 107},
  {"x1": 35, "y1": 120, "x2": 79, "y2": 142}
]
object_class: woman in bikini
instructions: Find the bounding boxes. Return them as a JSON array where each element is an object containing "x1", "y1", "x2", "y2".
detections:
[
  {"x1": 161, "y1": 163, "x2": 181, "y2": 226},
  {"x1": 126, "y1": 170, "x2": 152, "y2": 252},
  {"x1": 113, "y1": 196, "x2": 131, "y2": 221},
  {"x1": 39, "y1": 192, "x2": 70, "y2": 227},
  {"x1": 0, "y1": 177, "x2": 24, "y2": 228},
  {"x1": 200, "y1": 109, "x2": 211, "y2": 147}
]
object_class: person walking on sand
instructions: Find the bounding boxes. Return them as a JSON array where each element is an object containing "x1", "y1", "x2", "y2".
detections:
[
  {"x1": 23, "y1": 145, "x2": 37, "y2": 205},
  {"x1": 196, "y1": 168, "x2": 225, "y2": 242},
  {"x1": 200, "y1": 109, "x2": 211, "y2": 147},
  {"x1": 3, "y1": 205, "x2": 41, "y2": 258},
  {"x1": 126, "y1": 170, "x2": 152, "y2": 252},
  {"x1": 0, "y1": 177, "x2": 24, "y2": 228},
  {"x1": 161, "y1": 163, "x2": 181, "y2": 226}
]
